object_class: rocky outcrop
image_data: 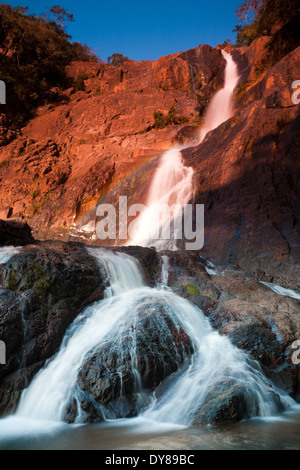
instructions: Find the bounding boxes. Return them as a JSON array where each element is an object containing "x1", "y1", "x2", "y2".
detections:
[
  {"x1": 64, "y1": 40, "x2": 300, "y2": 288},
  {"x1": 0, "y1": 241, "x2": 102, "y2": 415},
  {"x1": 181, "y1": 44, "x2": 300, "y2": 289},
  {"x1": 151, "y1": 250, "x2": 300, "y2": 399},
  {"x1": 65, "y1": 303, "x2": 194, "y2": 423},
  {"x1": 0, "y1": 45, "x2": 224, "y2": 238},
  {"x1": 1, "y1": 39, "x2": 299, "y2": 290},
  {"x1": 0, "y1": 219, "x2": 35, "y2": 246}
]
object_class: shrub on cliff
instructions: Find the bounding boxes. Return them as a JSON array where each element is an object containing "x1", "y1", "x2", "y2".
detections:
[
  {"x1": 107, "y1": 53, "x2": 129, "y2": 67},
  {"x1": 153, "y1": 107, "x2": 188, "y2": 129}
]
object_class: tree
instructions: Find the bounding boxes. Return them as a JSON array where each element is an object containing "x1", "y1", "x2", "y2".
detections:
[
  {"x1": 234, "y1": 0, "x2": 300, "y2": 51},
  {"x1": 44, "y1": 5, "x2": 74, "y2": 32},
  {"x1": 236, "y1": 0, "x2": 264, "y2": 24},
  {"x1": 0, "y1": 4, "x2": 99, "y2": 128},
  {"x1": 107, "y1": 53, "x2": 129, "y2": 67}
]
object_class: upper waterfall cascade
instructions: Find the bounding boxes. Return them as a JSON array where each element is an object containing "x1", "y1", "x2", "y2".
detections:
[{"x1": 128, "y1": 50, "x2": 240, "y2": 249}]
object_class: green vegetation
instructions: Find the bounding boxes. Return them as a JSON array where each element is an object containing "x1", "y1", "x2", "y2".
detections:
[
  {"x1": 6, "y1": 266, "x2": 17, "y2": 290},
  {"x1": 234, "y1": 79, "x2": 254, "y2": 97},
  {"x1": 30, "y1": 265, "x2": 51, "y2": 300},
  {"x1": 153, "y1": 107, "x2": 188, "y2": 129},
  {"x1": 219, "y1": 39, "x2": 232, "y2": 49},
  {"x1": 73, "y1": 72, "x2": 90, "y2": 92},
  {"x1": 158, "y1": 81, "x2": 169, "y2": 91},
  {"x1": 107, "y1": 53, "x2": 129, "y2": 67},
  {"x1": 43, "y1": 5, "x2": 74, "y2": 31},
  {"x1": 94, "y1": 86, "x2": 104, "y2": 96},
  {"x1": 234, "y1": 0, "x2": 300, "y2": 69},
  {"x1": 31, "y1": 190, "x2": 53, "y2": 215},
  {"x1": 186, "y1": 283, "x2": 200, "y2": 295},
  {"x1": 0, "y1": 160, "x2": 9, "y2": 169},
  {"x1": 0, "y1": 4, "x2": 99, "y2": 129}
]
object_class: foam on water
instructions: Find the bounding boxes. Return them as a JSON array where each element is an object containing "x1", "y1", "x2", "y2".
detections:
[
  {"x1": 14, "y1": 248, "x2": 294, "y2": 428},
  {"x1": 0, "y1": 246, "x2": 20, "y2": 264}
]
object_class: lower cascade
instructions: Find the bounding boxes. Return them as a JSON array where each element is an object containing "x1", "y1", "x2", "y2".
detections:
[{"x1": 15, "y1": 248, "x2": 293, "y2": 426}]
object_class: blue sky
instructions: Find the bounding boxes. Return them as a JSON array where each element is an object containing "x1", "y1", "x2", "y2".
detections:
[{"x1": 6, "y1": 0, "x2": 241, "y2": 61}]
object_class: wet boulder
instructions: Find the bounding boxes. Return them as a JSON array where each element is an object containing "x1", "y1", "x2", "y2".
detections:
[
  {"x1": 0, "y1": 241, "x2": 103, "y2": 416},
  {"x1": 192, "y1": 378, "x2": 284, "y2": 425},
  {"x1": 65, "y1": 302, "x2": 195, "y2": 423}
]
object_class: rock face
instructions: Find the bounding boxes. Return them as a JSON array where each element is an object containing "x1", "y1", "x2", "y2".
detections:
[
  {"x1": 0, "y1": 45, "x2": 224, "y2": 238},
  {"x1": 182, "y1": 43, "x2": 300, "y2": 288},
  {"x1": 0, "y1": 219, "x2": 35, "y2": 246},
  {"x1": 151, "y1": 250, "x2": 300, "y2": 400},
  {"x1": 1, "y1": 39, "x2": 299, "y2": 288},
  {"x1": 62, "y1": 39, "x2": 300, "y2": 289},
  {"x1": 0, "y1": 241, "x2": 102, "y2": 416},
  {"x1": 65, "y1": 301, "x2": 194, "y2": 423}
]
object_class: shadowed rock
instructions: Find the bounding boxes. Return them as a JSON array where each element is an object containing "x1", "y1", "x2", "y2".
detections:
[{"x1": 0, "y1": 220, "x2": 34, "y2": 246}]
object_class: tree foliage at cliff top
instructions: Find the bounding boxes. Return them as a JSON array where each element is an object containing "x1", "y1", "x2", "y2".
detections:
[
  {"x1": 0, "y1": 3, "x2": 98, "y2": 128},
  {"x1": 234, "y1": 0, "x2": 300, "y2": 62}
]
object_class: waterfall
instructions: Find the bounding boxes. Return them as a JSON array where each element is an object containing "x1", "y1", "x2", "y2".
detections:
[
  {"x1": 127, "y1": 148, "x2": 194, "y2": 250},
  {"x1": 15, "y1": 248, "x2": 293, "y2": 425},
  {"x1": 16, "y1": 249, "x2": 145, "y2": 421},
  {"x1": 127, "y1": 50, "x2": 239, "y2": 249},
  {"x1": 0, "y1": 51, "x2": 293, "y2": 434},
  {"x1": 199, "y1": 50, "x2": 240, "y2": 142}
]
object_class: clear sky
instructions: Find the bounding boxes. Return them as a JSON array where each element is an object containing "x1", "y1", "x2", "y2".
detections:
[{"x1": 6, "y1": 0, "x2": 241, "y2": 61}]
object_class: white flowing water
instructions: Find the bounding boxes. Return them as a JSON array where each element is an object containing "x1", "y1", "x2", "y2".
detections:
[
  {"x1": 0, "y1": 52, "x2": 294, "y2": 440},
  {"x1": 160, "y1": 255, "x2": 170, "y2": 285},
  {"x1": 0, "y1": 246, "x2": 20, "y2": 264},
  {"x1": 127, "y1": 147, "x2": 194, "y2": 250},
  {"x1": 15, "y1": 248, "x2": 293, "y2": 426},
  {"x1": 199, "y1": 50, "x2": 240, "y2": 142},
  {"x1": 128, "y1": 50, "x2": 240, "y2": 249},
  {"x1": 260, "y1": 281, "x2": 300, "y2": 301},
  {"x1": 16, "y1": 249, "x2": 145, "y2": 421}
]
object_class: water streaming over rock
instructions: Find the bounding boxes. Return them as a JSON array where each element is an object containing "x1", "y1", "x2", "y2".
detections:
[
  {"x1": 0, "y1": 52, "x2": 294, "y2": 434},
  {"x1": 260, "y1": 281, "x2": 300, "y2": 301},
  {"x1": 128, "y1": 50, "x2": 240, "y2": 249},
  {"x1": 127, "y1": 148, "x2": 194, "y2": 249},
  {"x1": 0, "y1": 246, "x2": 20, "y2": 264},
  {"x1": 15, "y1": 248, "x2": 293, "y2": 425},
  {"x1": 199, "y1": 50, "x2": 240, "y2": 142}
]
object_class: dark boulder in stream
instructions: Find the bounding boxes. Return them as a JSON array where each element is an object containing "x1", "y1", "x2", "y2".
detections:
[
  {"x1": 65, "y1": 302, "x2": 194, "y2": 423},
  {"x1": 192, "y1": 378, "x2": 284, "y2": 425}
]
